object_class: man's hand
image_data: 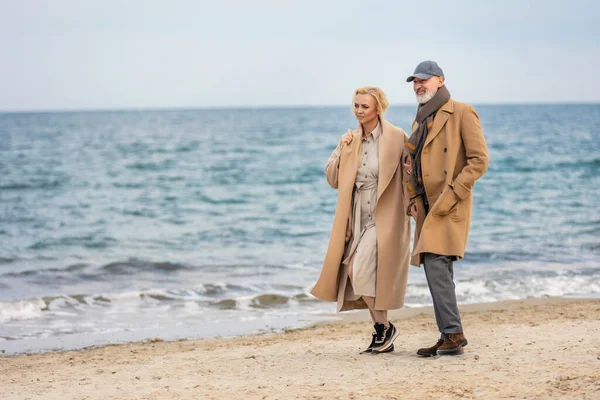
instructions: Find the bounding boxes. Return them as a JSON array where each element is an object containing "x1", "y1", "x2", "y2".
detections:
[
  {"x1": 403, "y1": 157, "x2": 412, "y2": 175},
  {"x1": 410, "y1": 203, "x2": 418, "y2": 220}
]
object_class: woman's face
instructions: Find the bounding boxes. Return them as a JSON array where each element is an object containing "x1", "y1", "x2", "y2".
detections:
[{"x1": 353, "y1": 94, "x2": 378, "y2": 126}]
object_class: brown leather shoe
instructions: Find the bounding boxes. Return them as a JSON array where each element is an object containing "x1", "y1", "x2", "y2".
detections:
[
  {"x1": 416, "y1": 339, "x2": 444, "y2": 357},
  {"x1": 436, "y1": 332, "x2": 468, "y2": 356}
]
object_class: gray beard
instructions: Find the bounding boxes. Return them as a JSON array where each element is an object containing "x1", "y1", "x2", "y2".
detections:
[{"x1": 416, "y1": 88, "x2": 437, "y2": 104}]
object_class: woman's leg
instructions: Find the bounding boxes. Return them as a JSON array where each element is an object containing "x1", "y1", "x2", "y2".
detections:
[
  {"x1": 348, "y1": 254, "x2": 396, "y2": 353},
  {"x1": 361, "y1": 296, "x2": 388, "y2": 327},
  {"x1": 348, "y1": 255, "x2": 377, "y2": 324}
]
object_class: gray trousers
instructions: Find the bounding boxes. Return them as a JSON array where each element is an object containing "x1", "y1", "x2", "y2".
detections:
[{"x1": 423, "y1": 253, "x2": 463, "y2": 337}]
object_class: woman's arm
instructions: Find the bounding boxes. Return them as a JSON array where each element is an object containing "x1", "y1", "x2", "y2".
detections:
[
  {"x1": 325, "y1": 130, "x2": 353, "y2": 189},
  {"x1": 325, "y1": 142, "x2": 343, "y2": 189}
]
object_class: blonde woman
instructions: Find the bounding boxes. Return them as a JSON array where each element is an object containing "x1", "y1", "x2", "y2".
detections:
[{"x1": 311, "y1": 87, "x2": 412, "y2": 353}]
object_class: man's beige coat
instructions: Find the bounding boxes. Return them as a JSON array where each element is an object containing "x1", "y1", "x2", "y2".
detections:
[{"x1": 407, "y1": 99, "x2": 489, "y2": 266}]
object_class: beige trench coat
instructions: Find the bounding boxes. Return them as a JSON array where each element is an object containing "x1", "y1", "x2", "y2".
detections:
[
  {"x1": 310, "y1": 118, "x2": 412, "y2": 311},
  {"x1": 407, "y1": 99, "x2": 489, "y2": 266}
]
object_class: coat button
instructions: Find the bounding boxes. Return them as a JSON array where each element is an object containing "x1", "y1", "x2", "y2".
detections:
[
  {"x1": 444, "y1": 148, "x2": 447, "y2": 152},
  {"x1": 444, "y1": 170, "x2": 447, "y2": 175}
]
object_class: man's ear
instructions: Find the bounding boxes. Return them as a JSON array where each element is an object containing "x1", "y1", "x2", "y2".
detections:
[{"x1": 438, "y1": 76, "x2": 445, "y2": 87}]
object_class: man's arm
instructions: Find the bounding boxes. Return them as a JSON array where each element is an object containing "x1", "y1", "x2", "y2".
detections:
[{"x1": 451, "y1": 105, "x2": 489, "y2": 199}]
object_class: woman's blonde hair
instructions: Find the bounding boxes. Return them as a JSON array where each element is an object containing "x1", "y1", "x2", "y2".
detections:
[{"x1": 352, "y1": 86, "x2": 389, "y2": 115}]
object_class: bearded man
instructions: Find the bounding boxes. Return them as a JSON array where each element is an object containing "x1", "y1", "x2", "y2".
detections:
[{"x1": 403, "y1": 61, "x2": 489, "y2": 356}]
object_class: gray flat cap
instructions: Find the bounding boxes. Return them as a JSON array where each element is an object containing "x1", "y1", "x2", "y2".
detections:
[{"x1": 406, "y1": 60, "x2": 444, "y2": 82}]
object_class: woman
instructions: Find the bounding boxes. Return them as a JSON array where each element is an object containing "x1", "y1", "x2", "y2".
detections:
[{"x1": 310, "y1": 87, "x2": 412, "y2": 354}]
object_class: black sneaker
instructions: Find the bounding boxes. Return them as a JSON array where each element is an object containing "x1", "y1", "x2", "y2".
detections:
[
  {"x1": 361, "y1": 331, "x2": 378, "y2": 354},
  {"x1": 372, "y1": 322, "x2": 399, "y2": 354},
  {"x1": 361, "y1": 328, "x2": 396, "y2": 354}
]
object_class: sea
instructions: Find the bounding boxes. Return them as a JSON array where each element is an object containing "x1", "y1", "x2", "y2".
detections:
[{"x1": 1, "y1": 104, "x2": 599, "y2": 354}]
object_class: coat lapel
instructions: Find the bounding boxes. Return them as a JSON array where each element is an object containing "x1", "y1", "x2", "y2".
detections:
[
  {"x1": 424, "y1": 99, "x2": 454, "y2": 147},
  {"x1": 377, "y1": 118, "x2": 403, "y2": 200}
]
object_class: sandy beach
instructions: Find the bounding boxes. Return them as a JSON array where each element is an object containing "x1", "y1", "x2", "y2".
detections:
[{"x1": 1, "y1": 297, "x2": 599, "y2": 400}]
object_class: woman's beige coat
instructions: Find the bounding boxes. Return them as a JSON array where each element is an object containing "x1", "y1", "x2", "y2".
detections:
[
  {"x1": 408, "y1": 99, "x2": 489, "y2": 266},
  {"x1": 310, "y1": 118, "x2": 411, "y2": 311}
]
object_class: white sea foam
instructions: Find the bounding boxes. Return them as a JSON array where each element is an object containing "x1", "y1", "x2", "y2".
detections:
[
  {"x1": 449, "y1": 275, "x2": 600, "y2": 305},
  {"x1": 0, "y1": 299, "x2": 46, "y2": 323}
]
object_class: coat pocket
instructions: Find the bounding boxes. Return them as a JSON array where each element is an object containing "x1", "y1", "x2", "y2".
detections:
[{"x1": 432, "y1": 185, "x2": 459, "y2": 217}]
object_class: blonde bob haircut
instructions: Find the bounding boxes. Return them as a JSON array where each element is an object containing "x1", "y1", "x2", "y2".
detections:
[{"x1": 353, "y1": 86, "x2": 389, "y2": 115}]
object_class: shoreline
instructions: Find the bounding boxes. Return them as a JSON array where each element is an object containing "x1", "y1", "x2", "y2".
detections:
[
  {"x1": 1, "y1": 296, "x2": 599, "y2": 399},
  {"x1": 1, "y1": 295, "x2": 589, "y2": 357}
]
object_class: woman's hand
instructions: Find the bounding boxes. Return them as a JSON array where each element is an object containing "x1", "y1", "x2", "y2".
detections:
[{"x1": 341, "y1": 129, "x2": 353, "y2": 146}]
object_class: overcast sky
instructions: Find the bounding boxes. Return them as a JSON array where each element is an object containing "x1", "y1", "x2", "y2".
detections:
[{"x1": 0, "y1": 0, "x2": 598, "y2": 111}]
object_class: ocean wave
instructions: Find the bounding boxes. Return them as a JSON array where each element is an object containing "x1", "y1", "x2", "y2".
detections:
[
  {"x1": 0, "y1": 260, "x2": 310, "y2": 284},
  {"x1": 2, "y1": 262, "x2": 89, "y2": 278},
  {"x1": 261, "y1": 228, "x2": 323, "y2": 239},
  {"x1": 0, "y1": 256, "x2": 18, "y2": 264},
  {"x1": 557, "y1": 158, "x2": 600, "y2": 169},
  {"x1": 2, "y1": 267, "x2": 598, "y2": 324},
  {"x1": 588, "y1": 243, "x2": 600, "y2": 252},
  {"x1": 126, "y1": 159, "x2": 176, "y2": 171},
  {"x1": 27, "y1": 234, "x2": 117, "y2": 250},
  {"x1": 249, "y1": 294, "x2": 290, "y2": 308},
  {"x1": 112, "y1": 181, "x2": 146, "y2": 189},
  {"x1": 120, "y1": 208, "x2": 159, "y2": 218},
  {"x1": 462, "y1": 250, "x2": 550, "y2": 264},
  {"x1": 100, "y1": 260, "x2": 192, "y2": 275},
  {"x1": 0, "y1": 298, "x2": 46, "y2": 324},
  {"x1": 403, "y1": 265, "x2": 600, "y2": 305},
  {"x1": 198, "y1": 194, "x2": 249, "y2": 205},
  {"x1": 172, "y1": 141, "x2": 200, "y2": 153},
  {"x1": 264, "y1": 172, "x2": 322, "y2": 185},
  {"x1": 440, "y1": 273, "x2": 599, "y2": 305},
  {"x1": 213, "y1": 299, "x2": 237, "y2": 309},
  {"x1": 0, "y1": 285, "x2": 317, "y2": 325},
  {"x1": 0, "y1": 259, "x2": 191, "y2": 280},
  {"x1": 492, "y1": 157, "x2": 600, "y2": 173},
  {"x1": 157, "y1": 175, "x2": 185, "y2": 182},
  {"x1": 0, "y1": 179, "x2": 65, "y2": 190}
]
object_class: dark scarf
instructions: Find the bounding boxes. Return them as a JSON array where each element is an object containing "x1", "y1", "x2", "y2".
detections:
[{"x1": 405, "y1": 85, "x2": 451, "y2": 201}]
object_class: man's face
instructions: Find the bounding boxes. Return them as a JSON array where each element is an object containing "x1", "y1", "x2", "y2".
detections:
[{"x1": 413, "y1": 76, "x2": 444, "y2": 104}]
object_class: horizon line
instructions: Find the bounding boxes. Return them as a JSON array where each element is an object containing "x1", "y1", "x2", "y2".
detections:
[{"x1": 1, "y1": 101, "x2": 599, "y2": 114}]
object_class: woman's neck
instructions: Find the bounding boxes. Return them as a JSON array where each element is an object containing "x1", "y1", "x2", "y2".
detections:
[{"x1": 361, "y1": 118, "x2": 379, "y2": 139}]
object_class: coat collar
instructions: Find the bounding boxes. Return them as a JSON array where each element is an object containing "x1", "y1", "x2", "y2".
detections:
[
  {"x1": 355, "y1": 120, "x2": 381, "y2": 141},
  {"x1": 424, "y1": 99, "x2": 454, "y2": 147},
  {"x1": 370, "y1": 122, "x2": 382, "y2": 141}
]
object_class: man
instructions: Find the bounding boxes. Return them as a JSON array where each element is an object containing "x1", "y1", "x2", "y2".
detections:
[{"x1": 403, "y1": 60, "x2": 488, "y2": 356}]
